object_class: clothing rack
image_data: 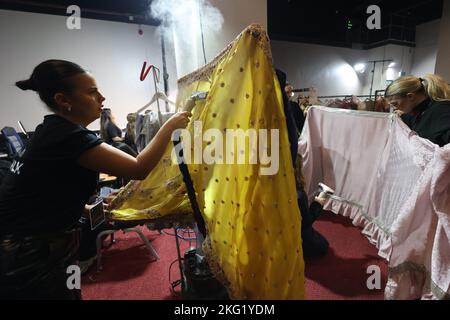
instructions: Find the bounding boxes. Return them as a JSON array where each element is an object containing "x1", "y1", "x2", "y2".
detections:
[
  {"x1": 318, "y1": 90, "x2": 386, "y2": 100},
  {"x1": 293, "y1": 87, "x2": 313, "y2": 93},
  {"x1": 317, "y1": 92, "x2": 391, "y2": 113},
  {"x1": 374, "y1": 90, "x2": 386, "y2": 98},
  {"x1": 293, "y1": 87, "x2": 319, "y2": 105},
  {"x1": 317, "y1": 94, "x2": 372, "y2": 99}
]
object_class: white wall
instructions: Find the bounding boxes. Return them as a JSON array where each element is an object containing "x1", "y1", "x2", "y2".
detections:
[
  {"x1": 271, "y1": 40, "x2": 367, "y2": 96},
  {"x1": 363, "y1": 44, "x2": 414, "y2": 94},
  {"x1": 435, "y1": 0, "x2": 450, "y2": 82},
  {"x1": 271, "y1": 40, "x2": 413, "y2": 97},
  {"x1": 410, "y1": 20, "x2": 441, "y2": 76},
  {"x1": 0, "y1": 9, "x2": 163, "y2": 131}
]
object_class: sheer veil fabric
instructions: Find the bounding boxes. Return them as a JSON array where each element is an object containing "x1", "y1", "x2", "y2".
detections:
[{"x1": 299, "y1": 106, "x2": 450, "y2": 299}]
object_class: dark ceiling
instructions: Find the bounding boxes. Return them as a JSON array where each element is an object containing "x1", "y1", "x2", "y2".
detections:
[
  {"x1": 0, "y1": 0, "x2": 444, "y2": 48},
  {"x1": 0, "y1": 0, "x2": 159, "y2": 25},
  {"x1": 268, "y1": 0, "x2": 444, "y2": 48}
]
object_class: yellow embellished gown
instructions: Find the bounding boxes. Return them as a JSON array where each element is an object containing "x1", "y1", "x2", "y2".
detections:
[{"x1": 109, "y1": 24, "x2": 305, "y2": 300}]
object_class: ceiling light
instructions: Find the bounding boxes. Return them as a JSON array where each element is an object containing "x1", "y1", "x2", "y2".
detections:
[{"x1": 353, "y1": 63, "x2": 366, "y2": 73}]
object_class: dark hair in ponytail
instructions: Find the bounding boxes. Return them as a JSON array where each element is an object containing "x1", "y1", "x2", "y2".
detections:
[
  {"x1": 15, "y1": 59, "x2": 86, "y2": 111},
  {"x1": 15, "y1": 78, "x2": 37, "y2": 91}
]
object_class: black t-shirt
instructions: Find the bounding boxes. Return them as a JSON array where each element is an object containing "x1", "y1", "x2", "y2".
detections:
[
  {"x1": 0, "y1": 115, "x2": 103, "y2": 236},
  {"x1": 401, "y1": 98, "x2": 450, "y2": 147},
  {"x1": 105, "y1": 121, "x2": 122, "y2": 144}
]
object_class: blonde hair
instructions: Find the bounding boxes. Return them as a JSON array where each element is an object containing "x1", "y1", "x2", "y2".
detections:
[{"x1": 385, "y1": 74, "x2": 450, "y2": 102}]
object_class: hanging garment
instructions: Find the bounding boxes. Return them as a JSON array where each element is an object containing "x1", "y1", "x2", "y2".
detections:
[
  {"x1": 134, "y1": 113, "x2": 144, "y2": 152},
  {"x1": 142, "y1": 112, "x2": 161, "y2": 149},
  {"x1": 109, "y1": 24, "x2": 305, "y2": 300},
  {"x1": 299, "y1": 106, "x2": 450, "y2": 299},
  {"x1": 124, "y1": 113, "x2": 138, "y2": 152},
  {"x1": 134, "y1": 111, "x2": 175, "y2": 152}
]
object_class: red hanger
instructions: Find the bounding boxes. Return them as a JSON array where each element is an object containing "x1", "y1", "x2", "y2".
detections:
[{"x1": 140, "y1": 62, "x2": 160, "y2": 82}]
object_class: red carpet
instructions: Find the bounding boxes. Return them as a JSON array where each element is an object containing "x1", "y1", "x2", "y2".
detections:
[
  {"x1": 81, "y1": 228, "x2": 191, "y2": 300},
  {"x1": 305, "y1": 211, "x2": 387, "y2": 300},
  {"x1": 81, "y1": 211, "x2": 387, "y2": 300}
]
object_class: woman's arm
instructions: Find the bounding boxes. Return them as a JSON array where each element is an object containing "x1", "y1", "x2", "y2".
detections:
[{"x1": 78, "y1": 111, "x2": 191, "y2": 180}]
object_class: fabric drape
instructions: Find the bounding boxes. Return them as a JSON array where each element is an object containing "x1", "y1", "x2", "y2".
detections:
[
  {"x1": 299, "y1": 106, "x2": 450, "y2": 299},
  {"x1": 109, "y1": 24, "x2": 305, "y2": 300}
]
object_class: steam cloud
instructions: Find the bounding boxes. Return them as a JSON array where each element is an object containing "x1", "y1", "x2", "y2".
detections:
[{"x1": 149, "y1": 0, "x2": 224, "y2": 78}]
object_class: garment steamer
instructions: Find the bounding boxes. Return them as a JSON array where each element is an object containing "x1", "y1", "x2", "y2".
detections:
[
  {"x1": 167, "y1": 4, "x2": 228, "y2": 297},
  {"x1": 139, "y1": 51, "x2": 223, "y2": 296},
  {"x1": 171, "y1": 93, "x2": 228, "y2": 299},
  {"x1": 314, "y1": 183, "x2": 335, "y2": 206}
]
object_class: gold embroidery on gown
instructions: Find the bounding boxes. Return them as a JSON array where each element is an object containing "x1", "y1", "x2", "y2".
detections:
[{"x1": 109, "y1": 24, "x2": 305, "y2": 299}]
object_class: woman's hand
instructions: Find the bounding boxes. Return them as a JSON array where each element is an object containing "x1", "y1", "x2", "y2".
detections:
[
  {"x1": 164, "y1": 111, "x2": 192, "y2": 131},
  {"x1": 103, "y1": 189, "x2": 121, "y2": 212},
  {"x1": 393, "y1": 109, "x2": 404, "y2": 116}
]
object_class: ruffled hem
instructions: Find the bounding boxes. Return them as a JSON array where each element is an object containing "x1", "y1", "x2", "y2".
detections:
[
  {"x1": 324, "y1": 198, "x2": 450, "y2": 300},
  {"x1": 384, "y1": 262, "x2": 450, "y2": 299},
  {"x1": 325, "y1": 198, "x2": 392, "y2": 260}
]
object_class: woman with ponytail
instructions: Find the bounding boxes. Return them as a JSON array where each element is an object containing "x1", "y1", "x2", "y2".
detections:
[
  {"x1": 385, "y1": 74, "x2": 450, "y2": 146},
  {"x1": 0, "y1": 60, "x2": 191, "y2": 299}
]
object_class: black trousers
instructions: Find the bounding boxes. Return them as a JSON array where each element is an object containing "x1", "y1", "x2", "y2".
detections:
[
  {"x1": 297, "y1": 185, "x2": 329, "y2": 256},
  {"x1": 0, "y1": 229, "x2": 81, "y2": 300},
  {"x1": 297, "y1": 185, "x2": 323, "y2": 230}
]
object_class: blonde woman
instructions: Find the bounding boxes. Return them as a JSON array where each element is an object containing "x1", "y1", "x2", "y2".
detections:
[{"x1": 385, "y1": 74, "x2": 450, "y2": 146}]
